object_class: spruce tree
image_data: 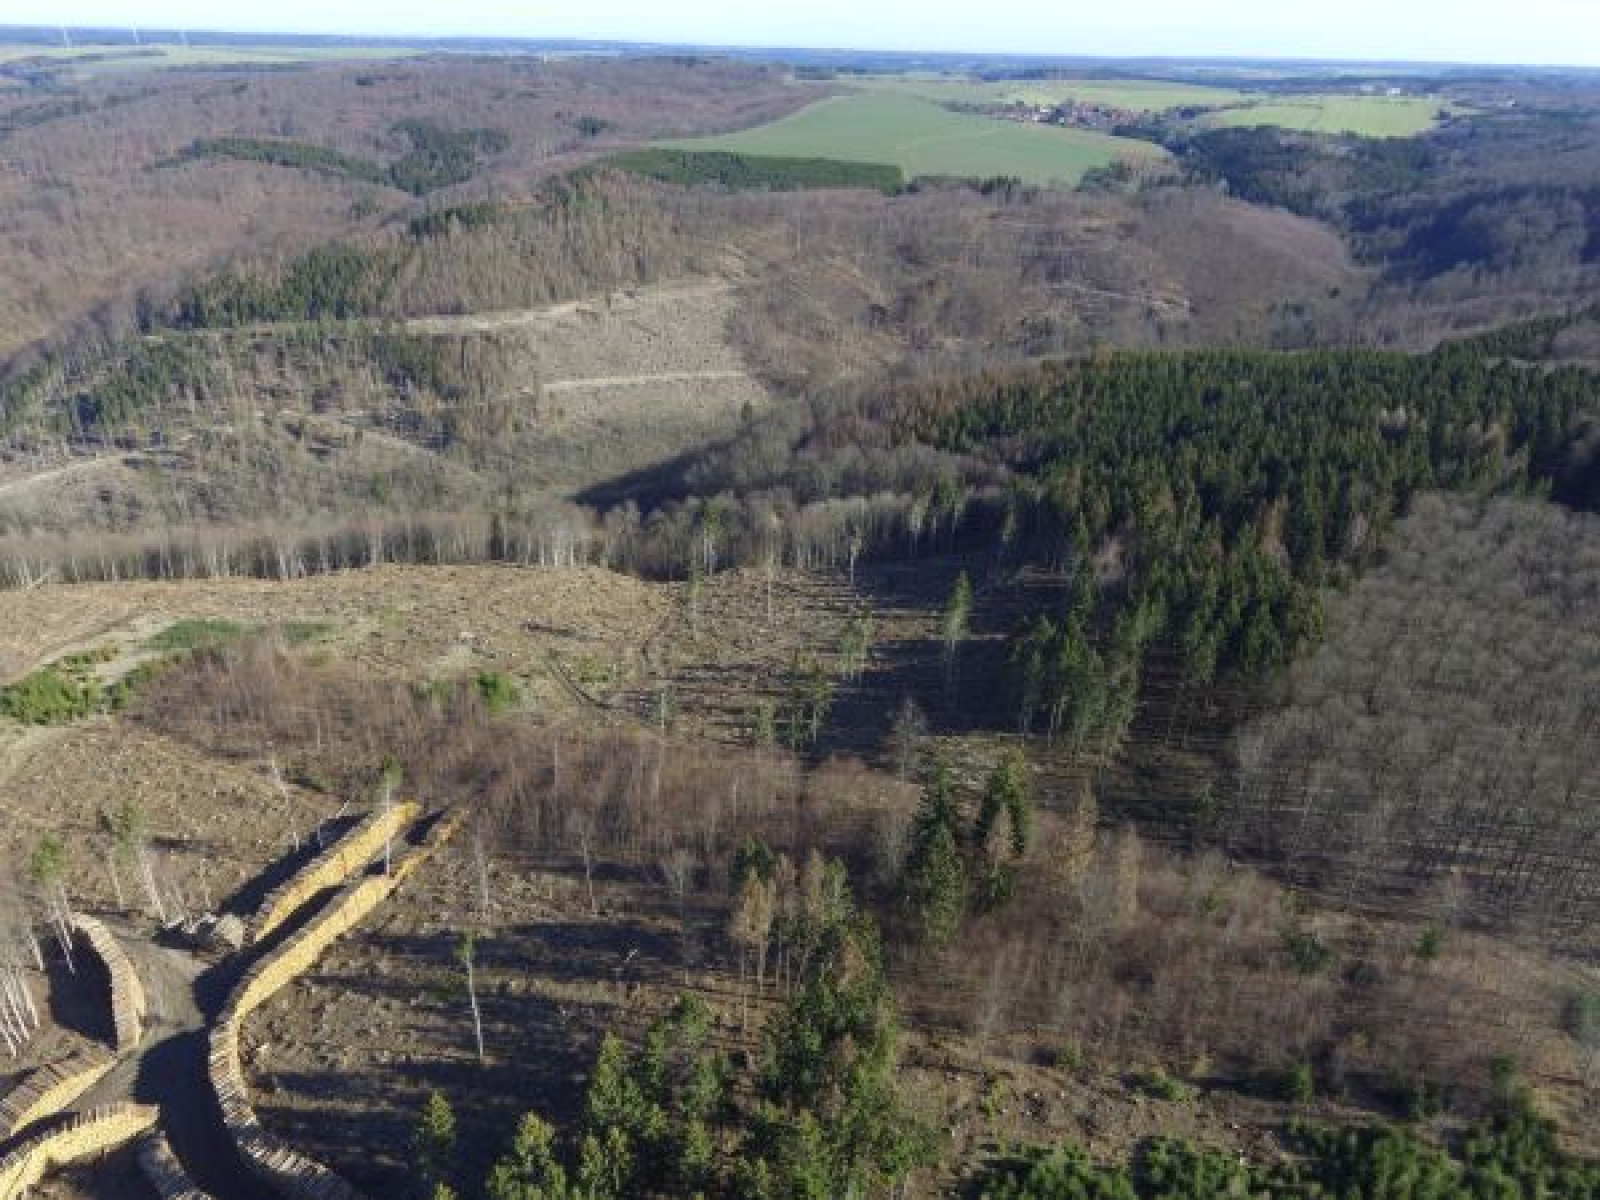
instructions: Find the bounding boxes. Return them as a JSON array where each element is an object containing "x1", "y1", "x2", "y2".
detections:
[
  {"x1": 902, "y1": 763, "x2": 968, "y2": 945},
  {"x1": 412, "y1": 1091, "x2": 458, "y2": 1200}
]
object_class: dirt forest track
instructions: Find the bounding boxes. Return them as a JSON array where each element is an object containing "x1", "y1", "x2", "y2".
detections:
[
  {"x1": 0, "y1": 276, "x2": 776, "y2": 533},
  {"x1": 0, "y1": 916, "x2": 269, "y2": 1199},
  {"x1": 0, "y1": 455, "x2": 130, "y2": 502},
  {"x1": 541, "y1": 369, "x2": 752, "y2": 392},
  {"x1": 399, "y1": 279, "x2": 740, "y2": 338},
  {"x1": 401, "y1": 278, "x2": 774, "y2": 485}
]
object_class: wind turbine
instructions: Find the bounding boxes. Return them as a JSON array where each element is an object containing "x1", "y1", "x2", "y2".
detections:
[{"x1": 60, "y1": 26, "x2": 72, "y2": 47}]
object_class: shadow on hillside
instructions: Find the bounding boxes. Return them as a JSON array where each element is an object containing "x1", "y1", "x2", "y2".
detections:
[
  {"x1": 807, "y1": 556, "x2": 1043, "y2": 763},
  {"x1": 250, "y1": 916, "x2": 666, "y2": 1193},
  {"x1": 573, "y1": 443, "x2": 713, "y2": 510}
]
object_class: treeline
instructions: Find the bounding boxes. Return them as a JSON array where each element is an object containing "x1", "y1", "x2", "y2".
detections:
[
  {"x1": 1446, "y1": 301, "x2": 1600, "y2": 360},
  {"x1": 606, "y1": 148, "x2": 904, "y2": 194},
  {"x1": 0, "y1": 507, "x2": 606, "y2": 591},
  {"x1": 175, "y1": 137, "x2": 391, "y2": 187},
  {"x1": 175, "y1": 119, "x2": 510, "y2": 196}
]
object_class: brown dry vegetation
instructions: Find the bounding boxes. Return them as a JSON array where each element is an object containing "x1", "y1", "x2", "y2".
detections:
[
  {"x1": 0, "y1": 56, "x2": 813, "y2": 362},
  {"x1": 115, "y1": 628, "x2": 1599, "y2": 1192},
  {"x1": 716, "y1": 181, "x2": 1362, "y2": 392},
  {"x1": 0, "y1": 162, "x2": 1370, "y2": 569},
  {"x1": 0, "y1": 491, "x2": 1593, "y2": 1192},
  {"x1": 1231, "y1": 495, "x2": 1600, "y2": 952},
  {"x1": 0, "y1": 279, "x2": 769, "y2": 536}
]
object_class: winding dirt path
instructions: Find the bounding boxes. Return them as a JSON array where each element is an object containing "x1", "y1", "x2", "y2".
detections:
[
  {"x1": 0, "y1": 455, "x2": 128, "y2": 502},
  {"x1": 400, "y1": 279, "x2": 737, "y2": 338}
]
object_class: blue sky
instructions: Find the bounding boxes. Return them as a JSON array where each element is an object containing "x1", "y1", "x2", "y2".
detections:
[{"x1": 22, "y1": 0, "x2": 1600, "y2": 67}]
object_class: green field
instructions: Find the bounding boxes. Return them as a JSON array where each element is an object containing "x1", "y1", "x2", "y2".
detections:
[
  {"x1": 660, "y1": 92, "x2": 1166, "y2": 186},
  {"x1": 847, "y1": 73, "x2": 1447, "y2": 138},
  {"x1": 852, "y1": 74, "x2": 1247, "y2": 112},
  {"x1": 1205, "y1": 95, "x2": 1446, "y2": 137}
]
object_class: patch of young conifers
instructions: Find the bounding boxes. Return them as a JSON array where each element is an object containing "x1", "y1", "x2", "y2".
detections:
[
  {"x1": 974, "y1": 1097, "x2": 1600, "y2": 1198},
  {"x1": 0, "y1": 619, "x2": 333, "y2": 726},
  {"x1": 408, "y1": 858, "x2": 933, "y2": 1200}
]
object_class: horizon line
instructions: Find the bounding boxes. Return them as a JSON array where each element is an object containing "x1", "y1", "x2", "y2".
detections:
[{"x1": 4, "y1": 22, "x2": 1599, "y2": 73}]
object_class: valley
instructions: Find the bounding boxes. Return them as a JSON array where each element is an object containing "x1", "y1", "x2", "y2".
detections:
[{"x1": 0, "y1": 23, "x2": 1597, "y2": 1200}]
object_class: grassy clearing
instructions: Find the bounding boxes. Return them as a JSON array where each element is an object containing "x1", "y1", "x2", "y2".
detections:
[
  {"x1": 659, "y1": 92, "x2": 1165, "y2": 186},
  {"x1": 282, "y1": 620, "x2": 334, "y2": 644},
  {"x1": 1, "y1": 617, "x2": 330, "y2": 723},
  {"x1": 1205, "y1": 95, "x2": 1446, "y2": 137},
  {"x1": 851, "y1": 74, "x2": 1246, "y2": 111},
  {"x1": 0, "y1": 648, "x2": 141, "y2": 724},
  {"x1": 150, "y1": 617, "x2": 332, "y2": 651},
  {"x1": 148, "y1": 618, "x2": 249, "y2": 652}
]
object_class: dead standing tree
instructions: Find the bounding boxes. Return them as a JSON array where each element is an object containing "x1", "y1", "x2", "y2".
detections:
[
  {"x1": 100, "y1": 799, "x2": 167, "y2": 923},
  {"x1": 662, "y1": 847, "x2": 698, "y2": 987},
  {"x1": 457, "y1": 932, "x2": 486, "y2": 1066},
  {"x1": 942, "y1": 571, "x2": 973, "y2": 706},
  {"x1": 727, "y1": 869, "x2": 775, "y2": 1035},
  {"x1": 0, "y1": 898, "x2": 41, "y2": 1058}
]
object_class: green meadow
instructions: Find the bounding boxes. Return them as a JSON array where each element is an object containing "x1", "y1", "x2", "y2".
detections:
[
  {"x1": 852, "y1": 74, "x2": 1247, "y2": 111},
  {"x1": 659, "y1": 91, "x2": 1166, "y2": 186},
  {"x1": 1204, "y1": 95, "x2": 1447, "y2": 136},
  {"x1": 851, "y1": 73, "x2": 1448, "y2": 137}
]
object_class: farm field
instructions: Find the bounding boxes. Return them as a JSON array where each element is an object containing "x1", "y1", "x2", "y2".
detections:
[
  {"x1": 1204, "y1": 93, "x2": 1447, "y2": 136},
  {"x1": 660, "y1": 91, "x2": 1167, "y2": 184},
  {"x1": 0, "y1": 42, "x2": 420, "y2": 70},
  {"x1": 849, "y1": 73, "x2": 1448, "y2": 137},
  {"x1": 852, "y1": 73, "x2": 1248, "y2": 110}
]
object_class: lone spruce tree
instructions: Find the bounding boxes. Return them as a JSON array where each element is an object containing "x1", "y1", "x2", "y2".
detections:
[
  {"x1": 901, "y1": 762, "x2": 967, "y2": 946},
  {"x1": 412, "y1": 1091, "x2": 458, "y2": 1200},
  {"x1": 973, "y1": 750, "x2": 1034, "y2": 912}
]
